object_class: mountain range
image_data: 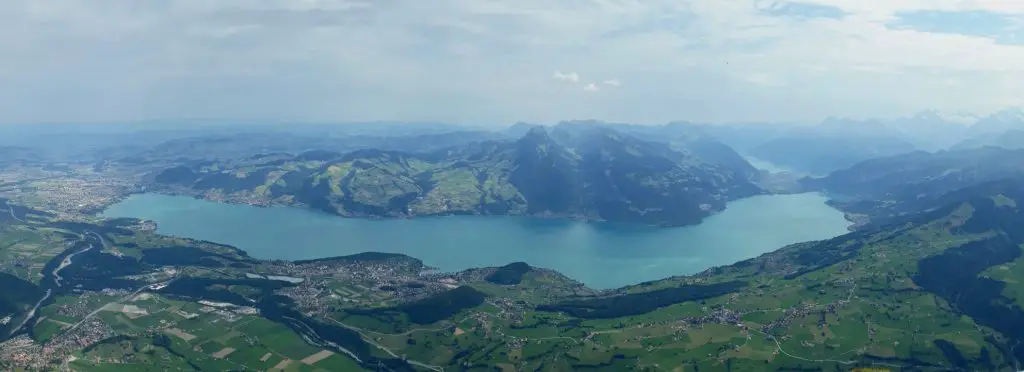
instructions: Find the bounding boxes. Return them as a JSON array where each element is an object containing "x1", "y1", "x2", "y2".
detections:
[
  {"x1": 802, "y1": 146, "x2": 1024, "y2": 228},
  {"x1": 502, "y1": 108, "x2": 1024, "y2": 176},
  {"x1": 12, "y1": 116, "x2": 1024, "y2": 370},
  {"x1": 151, "y1": 126, "x2": 763, "y2": 226},
  {"x1": 12, "y1": 150, "x2": 1024, "y2": 370},
  {"x1": 952, "y1": 129, "x2": 1024, "y2": 151},
  {"x1": 738, "y1": 109, "x2": 1024, "y2": 174}
]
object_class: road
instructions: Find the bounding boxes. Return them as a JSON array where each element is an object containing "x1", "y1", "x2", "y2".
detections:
[
  {"x1": 62, "y1": 279, "x2": 176, "y2": 335},
  {"x1": 27, "y1": 229, "x2": 167, "y2": 339}
]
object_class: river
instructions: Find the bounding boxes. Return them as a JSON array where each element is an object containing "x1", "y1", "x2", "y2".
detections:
[{"x1": 101, "y1": 193, "x2": 850, "y2": 289}]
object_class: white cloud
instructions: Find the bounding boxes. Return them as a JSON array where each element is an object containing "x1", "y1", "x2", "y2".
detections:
[
  {"x1": 553, "y1": 71, "x2": 580, "y2": 83},
  {"x1": 0, "y1": 0, "x2": 1022, "y2": 125},
  {"x1": 583, "y1": 83, "x2": 600, "y2": 92},
  {"x1": 602, "y1": 79, "x2": 621, "y2": 87},
  {"x1": 742, "y1": 72, "x2": 786, "y2": 86}
]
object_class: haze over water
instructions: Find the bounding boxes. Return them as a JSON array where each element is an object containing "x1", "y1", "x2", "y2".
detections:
[{"x1": 101, "y1": 193, "x2": 850, "y2": 289}]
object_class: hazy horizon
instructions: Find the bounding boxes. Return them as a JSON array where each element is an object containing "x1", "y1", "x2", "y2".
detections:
[
  {"x1": 0, "y1": 107, "x2": 1020, "y2": 129},
  {"x1": 3, "y1": 1, "x2": 1023, "y2": 125}
]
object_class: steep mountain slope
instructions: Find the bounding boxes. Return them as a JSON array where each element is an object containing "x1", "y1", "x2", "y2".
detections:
[
  {"x1": 550, "y1": 121, "x2": 761, "y2": 180},
  {"x1": 544, "y1": 120, "x2": 799, "y2": 155},
  {"x1": 970, "y1": 108, "x2": 1024, "y2": 136},
  {"x1": 670, "y1": 135, "x2": 761, "y2": 179},
  {"x1": 871, "y1": 110, "x2": 974, "y2": 151},
  {"x1": 556, "y1": 127, "x2": 762, "y2": 225},
  {"x1": 669, "y1": 121, "x2": 798, "y2": 154},
  {"x1": 528, "y1": 179, "x2": 1024, "y2": 370},
  {"x1": 150, "y1": 127, "x2": 762, "y2": 226},
  {"x1": 802, "y1": 147, "x2": 1024, "y2": 226},
  {"x1": 749, "y1": 130, "x2": 917, "y2": 175},
  {"x1": 739, "y1": 111, "x2": 991, "y2": 173},
  {"x1": 507, "y1": 127, "x2": 582, "y2": 215}
]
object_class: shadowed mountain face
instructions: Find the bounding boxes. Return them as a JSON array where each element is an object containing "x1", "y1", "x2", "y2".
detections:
[
  {"x1": 953, "y1": 129, "x2": 1024, "y2": 151},
  {"x1": 548, "y1": 121, "x2": 762, "y2": 180},
  {"x1": 802, "y1": 147, "x2": 1024, "y2": 226},
  {"x1": 508, "y1": 127, "x2": 582, "y2": 215},
  {"x1": 669, "y1": 136, "x2": 760, "y2": 179},
  {"x1": 151, "y1": 127, "x2": 762, "y2": 226},
  {"x1": 905, "y1": 181, "x2": 1024, "y2": 365},
  {"x1": 969, "y1": 108, "x2": 1024, "y2": 136},
  {"x1": 749, "y1": 134, "x2": 917, "y2": 176},
  {"x1": 554, "y1": 127, "x2": 763, "y2": 225}
]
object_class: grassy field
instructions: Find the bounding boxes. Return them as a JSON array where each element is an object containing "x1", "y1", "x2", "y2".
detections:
[
  {"x1": 5, "y1": 188, "x2": 1024, "y2": 371},
  {"x1": 68, "y1": 292, "x2": 370, "y2": 371},
  {"x1": 0, "y1": 225, "x2": 68, "y2": 283}
]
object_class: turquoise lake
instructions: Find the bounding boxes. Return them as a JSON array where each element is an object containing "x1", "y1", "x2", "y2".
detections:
[{"x1": 100, "y1": 193, "x2": 851, "y2": 289}]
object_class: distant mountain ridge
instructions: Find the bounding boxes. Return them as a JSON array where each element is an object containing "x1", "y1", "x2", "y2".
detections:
[
  {"x1": 952, "y1": 129, "x2": 1024, "y2": 151},
  {"x1": 725, "y1": 108, "x2": 1023, "y2": 174},
  {"x1": 151, "y1": 126, "x2": 763, "y2": 226},
  {"x1": 802, "y1": 146, "x2": 1024, "y2": 227},
  {"x1": 508, "y1": 108, "x2": 1024, "y2": 175},
  {"x1": 749, "y1": 133, "x2": 916, "y2": 176}
]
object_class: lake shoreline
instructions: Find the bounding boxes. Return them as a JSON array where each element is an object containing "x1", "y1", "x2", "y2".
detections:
[
  {"x1": 140, "y1": 187, "x2": 745, "y2": 228},
  {"x1": 100, "y1": 192, "x2": 852, "y2": 289}
]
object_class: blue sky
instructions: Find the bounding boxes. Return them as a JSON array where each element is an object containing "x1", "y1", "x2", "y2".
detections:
[
  {"x1": 0, "y1": 0, "x2": 1022, "y2": 125},
  {"x1": 889, "y1": 9, "x2": 1024, "y2": 45}
]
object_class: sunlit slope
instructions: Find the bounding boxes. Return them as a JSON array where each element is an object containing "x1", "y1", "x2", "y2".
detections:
[
  {"x1": 152, "y1": 127, "x2": 762, "y2": 226},
  {"x1": 360, "y1": 180, "x2": 1024, "y2": 370},
  {"x1": 5, "y1": 179, "x2": 1024, "y2": 370}
]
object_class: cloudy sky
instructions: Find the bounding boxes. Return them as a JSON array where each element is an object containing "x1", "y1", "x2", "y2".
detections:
[{"x1": 2, "y1": 0, "x2": 1023, "y2": 125}]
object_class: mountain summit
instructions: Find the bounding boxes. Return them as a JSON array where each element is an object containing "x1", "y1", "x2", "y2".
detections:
[{"x1": 152, "y1": 128, "x2": 762, "y2": 226}]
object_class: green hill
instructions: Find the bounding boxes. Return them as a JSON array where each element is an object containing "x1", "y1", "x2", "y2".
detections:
[
  {"x1": 802, "y1": 147, "x2": 1024, "y2": 227},
  {"x1": 510, "y1": 178, "x2": 1024, "y2": 370},
  {"x1": 8, "y1": 176, "x2": 1024, "y2": 370},
  {"x1": 151, "y1": 127, "x2": 762, "y2": 226}
]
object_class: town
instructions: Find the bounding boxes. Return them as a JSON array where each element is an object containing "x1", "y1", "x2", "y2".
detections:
[{"x1": 0, "y1": 166, "x2": 142, "y2": 218}]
